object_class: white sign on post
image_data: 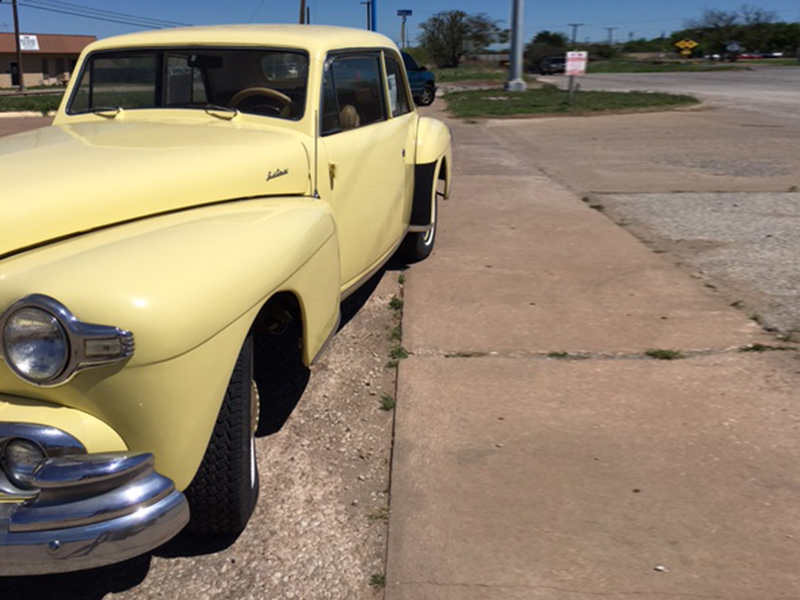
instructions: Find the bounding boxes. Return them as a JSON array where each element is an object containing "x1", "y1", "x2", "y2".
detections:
[
  {"x1": 565, "y1": 51, "x2": 588, "y2": 76},
  {"x1": 19, "y1": 35, "x2": 40, "y2": 51}
]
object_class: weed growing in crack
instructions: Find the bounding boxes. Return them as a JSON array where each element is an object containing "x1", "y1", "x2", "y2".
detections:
[
  {"x1": 379, "y1": 394, "x2": 396, "y2": 411},
  {"x1": 390, "y1": 346, "x2": 409, "y2": 360},
  {"x1": 369, "y1": 573, "x2": 386, "y2": 589},
  {"x1": 389, "y1": 325, "x2": 402, "y2": 341},
  {"x1": 645, "y1": 349, "x2": 685, "y2": 360},
  {"x1": 398, "y1": 273, "x2": 406, "y2": 285},
  {"x1": 739, "y1": 343, "x2": 797, "y2": 352},
  {"x1": 368, "y1": 505, "x2": 390, "y2": 522},
  {"x1": 389, "y1": 295, "x2": 404, "y2": 311}
]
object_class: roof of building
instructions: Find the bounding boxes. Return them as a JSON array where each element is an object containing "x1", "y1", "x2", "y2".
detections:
[{"x1": 0, "y1": 32, "x2": 96, "y2": 54}]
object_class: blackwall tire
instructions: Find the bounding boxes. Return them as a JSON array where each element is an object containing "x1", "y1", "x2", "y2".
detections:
[{"x1": 185, "y1": 333, "x2": 259, "y2": 534}]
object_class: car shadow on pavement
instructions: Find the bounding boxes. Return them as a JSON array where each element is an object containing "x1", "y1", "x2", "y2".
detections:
[{"x1": 0, "y1": 555, "x2": 151, "y2": 600}]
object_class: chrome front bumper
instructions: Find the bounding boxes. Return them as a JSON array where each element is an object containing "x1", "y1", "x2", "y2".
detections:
[{"x1": 0, "y1": 424, "x2": 189, "y2": 576}]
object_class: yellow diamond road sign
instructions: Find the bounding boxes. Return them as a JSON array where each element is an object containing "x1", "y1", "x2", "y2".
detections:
[{"x1": 675, "y1": 38, "x2": 698, "y2": 50}]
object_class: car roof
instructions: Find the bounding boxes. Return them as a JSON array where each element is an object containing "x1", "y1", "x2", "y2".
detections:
[{"x1": 86, "y1": 24, "x2": 398, "y2": 57}]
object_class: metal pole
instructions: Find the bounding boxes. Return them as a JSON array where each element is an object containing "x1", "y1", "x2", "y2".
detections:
[
  {"x1": 299, "y1": 0, "x2": 306, "y2": 24},
  {"x1": 566, "y1": 23, "x2": 582, "y2": 105},
  {"x1": 604, "y1": 27, "x2": 617, "y2": 45},
  {"x1": 400, "y1": 15, "x2": 406, "y2": 49},
  {"x1": 370, "y1": 0, "x2": 376, "y2": 32},
  {"x1": 11, "y1": 0, "x2": 25, "y2": 91},
  {"x1": 506, "y1": 0, "x2": 525, "y2": 91},
  {"x1": 360, "y1": 1, "x2": 371, "y2": 29}
]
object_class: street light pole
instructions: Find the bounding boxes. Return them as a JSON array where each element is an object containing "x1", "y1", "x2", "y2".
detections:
[
  {"x1": 360, "y1": 1, "x2": 371, "y2": 29},
  {"x1": 506, "y1": 0, "x2": 525, "y2": 92},
  {"x1": 11, "y1": 0, "x2": 25, "y2": 91},
  {"x1": 604, "y1": 27, "x2": 617, "y2": 45},
  {"x1": 370, "y1": 0, "x2": 377, "y2": 32}
]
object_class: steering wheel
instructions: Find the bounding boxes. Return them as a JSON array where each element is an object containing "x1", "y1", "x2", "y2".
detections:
[{"x1": 229, "y1": 87, "x2": 293, "y2": 113}]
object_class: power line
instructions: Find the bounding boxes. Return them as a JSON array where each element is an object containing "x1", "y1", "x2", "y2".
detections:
[
  {"x1": 27, "y1": 0, "x2": 189, "y2": 26},
  {"x1": 15, "y1": 0, "x2": 191, "y2": 29}
]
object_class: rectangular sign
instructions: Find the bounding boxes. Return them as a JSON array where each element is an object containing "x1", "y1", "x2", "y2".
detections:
[
  {"x1": 566, "y1": 51, "x2": 588, "y2": 76},
  {"x1": 19, "y1": 35, "x2": 40, "y2": 51},
  {"x1": 397, "y1": 9, "x2": 412, "y2": 16}
]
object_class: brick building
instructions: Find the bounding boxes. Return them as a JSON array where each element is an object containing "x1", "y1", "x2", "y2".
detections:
[{"x1": 0, "y1": 32, "x2": 96, "y2": 88}]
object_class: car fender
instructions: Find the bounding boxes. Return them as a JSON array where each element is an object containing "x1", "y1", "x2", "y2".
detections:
[
  {"x1": 415, "y1": 117, "x2": 452, "y2": 199},
  {"x1": 0, "y1": 198, "x2": 341, "y2": 487}
]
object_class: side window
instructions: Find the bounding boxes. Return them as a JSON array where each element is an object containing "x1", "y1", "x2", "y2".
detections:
[
  {"x1": 384, "y1": 55, "x2": 411, "y2": 117},
  {"x1": 321, "y1": 54, "x2": 386, "y2": 135}
]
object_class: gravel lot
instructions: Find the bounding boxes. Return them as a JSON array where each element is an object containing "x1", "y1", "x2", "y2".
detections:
[{"x1": 594, "y1": 192, "x2": 800, "y2": 341}]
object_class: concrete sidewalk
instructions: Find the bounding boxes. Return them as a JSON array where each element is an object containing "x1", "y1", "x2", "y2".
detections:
[{"x1": 386, "y1": 110, "x2": 800, "y2": 598}]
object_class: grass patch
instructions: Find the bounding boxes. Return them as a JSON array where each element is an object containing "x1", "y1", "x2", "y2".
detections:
[
  {"x1": 398, "y1": 273, "x2": 406, "y2": 285},
  {"x1": 645, "y1": 349, "x2": 685, "y2": 360},
  {"x1": 432, "y1": 66, "x2": 536, "y2": 83},
  {"x1": 389, "y1": 325, "x2": 402, "y2": 341},
  {"x1": 547, "y1": 352, "x2": 570, "y2": 359},
  {"x1": 388, "y1": 295, "x2": 404, "y2": 311},
  {"x1": 0, "y1": 94, "x2": 62, "y2": 115},
  {"x1": 379, "y1": 394, "x2": 396, "y2": 411},
  {"x1": 445, "y1": 85, "x2": 698, "y2": 119},
  {"x1": 369, "y1": 573, "x2": 386, "y2": 589},
  {"x1": 588, "y1": 60, "x2": 744, "y2": 73}
]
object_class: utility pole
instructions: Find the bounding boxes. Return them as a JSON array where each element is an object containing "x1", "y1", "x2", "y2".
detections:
[
  {"x1": 10, "y1": 0, "x2": 25, "y2": 91},
  {"x1": 604, "y1": 27, "x2": 617, "y2": 45},
  {"x1": 360, "y1": 1, "x2": 371, "y2": 29},
  {"x1": 506, "y1": 0, "x2": 525, "y2": 91},
  {"x1": 567, "y1": 23, "x2": 583, "y2": 46},
  {"x1": 299, "y1": 0, "x2": 306, "y2": 24}
]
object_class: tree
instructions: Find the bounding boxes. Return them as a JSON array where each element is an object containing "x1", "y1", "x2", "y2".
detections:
[
  {"x1": 418, "y1": 11, "x2": 507, "y2": 68},
  {"x1": 524, "y1": 30, "x2": 568, "y2": 71}
]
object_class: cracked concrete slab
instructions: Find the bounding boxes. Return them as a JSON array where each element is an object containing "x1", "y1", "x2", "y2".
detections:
[{"x1": 388, "y1": 354, "x2": 800, "y2": 599}]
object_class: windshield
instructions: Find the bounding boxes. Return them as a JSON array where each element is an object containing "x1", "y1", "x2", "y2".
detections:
[{"x1": 68, "y1": 48, "x2": 309, "y2": 120}]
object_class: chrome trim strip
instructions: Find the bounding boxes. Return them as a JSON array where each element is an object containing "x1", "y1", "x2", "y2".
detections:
[
  {"x1": 0, "y1": 294, "x2": 135, "y2": 387},
  {"x1": 407, "y1": 224, "x2": 433, "y2": 233}
]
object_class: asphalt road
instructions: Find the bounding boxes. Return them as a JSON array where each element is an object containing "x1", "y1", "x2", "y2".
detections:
[{"x1": 544, "y1": 66, "x2": 800, "y2": 120}]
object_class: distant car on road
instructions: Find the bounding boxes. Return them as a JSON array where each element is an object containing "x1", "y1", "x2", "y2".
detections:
[
  {"x1": 402, "y1": 52, "x2": 436, "y2": 106},
  {"x1": 538, "y1": 56, "x2": 566, "y2": 75}
]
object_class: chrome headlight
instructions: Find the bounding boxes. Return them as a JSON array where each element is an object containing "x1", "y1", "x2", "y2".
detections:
[
  {"x1": 3, "y1": 308, "x2": 69, "y2": 383},
  {"x1": 0, "y1": 295, "x2": 134, "y2": 387}
]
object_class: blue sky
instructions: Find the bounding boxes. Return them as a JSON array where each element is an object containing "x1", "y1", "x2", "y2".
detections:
[{"x1": 2, "y1": 0, "x2": 798, "y2": 46}]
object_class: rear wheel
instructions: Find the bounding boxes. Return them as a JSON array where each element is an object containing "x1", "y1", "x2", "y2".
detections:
[
  {"x1": 399, "y1": 169, "x2": 441, "y2": 263},
  {"x1": 185, "y1": 332, "x2": 259, "y2": 534},
  {"x1": 418, "y1": 83, "x2": 435, "y2": 106}
]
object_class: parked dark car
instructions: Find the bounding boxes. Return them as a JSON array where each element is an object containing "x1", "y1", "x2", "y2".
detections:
[
  {"x1": 539, "y1": 56, "x2": 566, "y2": 75},
  {"x1": 401, "y1": 52, "x2": 436, "y2": 106}
]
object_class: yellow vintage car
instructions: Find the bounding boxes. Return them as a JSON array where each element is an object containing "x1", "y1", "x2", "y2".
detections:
[{"x1": 0, "y1": 24, "x2": 451, "y2": 575}]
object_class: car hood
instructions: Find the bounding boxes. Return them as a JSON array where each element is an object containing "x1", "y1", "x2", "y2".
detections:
[{"x1": 0, "y1": 120, "x2": 311, "y2": 257}]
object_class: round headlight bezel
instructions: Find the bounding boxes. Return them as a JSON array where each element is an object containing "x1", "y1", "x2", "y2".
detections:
[
  {"x1": 0, "y1": 295, "x2": 135, "y2": 387},
  {"x1": 2, "y1": 307, "x2": 70, "y2": 385}
]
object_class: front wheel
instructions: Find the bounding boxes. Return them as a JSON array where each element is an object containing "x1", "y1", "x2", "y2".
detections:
[{"x1": 185, "y1": 333, "x2": 259, "y2": 534}]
